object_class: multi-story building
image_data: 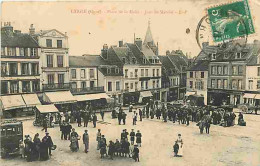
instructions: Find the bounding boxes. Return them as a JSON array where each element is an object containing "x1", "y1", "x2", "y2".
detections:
[
  {"x1": 0, "y1": 22, "x2": 41, "y2": 117},
  {"x1": 207, "y1": 41, "x2": 259, "y2": 106},
  {"x1": 186, "y1": 60, "x2": 209, "y2": 105}
]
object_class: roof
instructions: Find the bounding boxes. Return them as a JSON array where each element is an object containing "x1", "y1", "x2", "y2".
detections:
[
  {"x1": 144, "y1": 22, "x2": 155, "y2": 46},
  {"x1": 1, "y1": 31, "x2": 39, "y2": 48},
  {"x1": 158, "y1": 56, "x2": 175, "y2": 69},
  {"x1": 74, "y1": 93, "x2": 110, "y2": 102},
  {"x1": 125, "y1": 43, "x2": 145, "y2": 64},
  {"x1": 167, "y1": 54, "x2": 188, "y2": 72},
  {"x1": 246, "y1": 42, "x2": 260, "y2": 66},
  {"x1": 44, "y1": 91, "x2": 77, "y2": 104},
  {"x1": 0, "y1": 95, "x2": 27, "y2": 111},
  {"x1": 36, "y1": 105, "x2": 59, "y2": 114},
  {"x1": 69, "y1": 55, "x2": 101, "y2": 67},
  {"x1": 187, "y1": 60, "x2": 209, "y2": 71}
]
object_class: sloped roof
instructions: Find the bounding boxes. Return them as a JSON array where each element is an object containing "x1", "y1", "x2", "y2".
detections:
[
  {"x1": 144, "y1": 23, "x2": 154, "y2": 46},
  {"x1": 246, "y1": 42, "x2": 260, "y2": 66},
  {"x1": 69, "y1": 55, "x2": 102, "y2": 67},
  {"x1": 187, "y1": 60, "x2": 209, "y2": 71},
  {"x1": 125, "y1": 43, "x2": 145, "y2": 64},
  {"x1": 1, "y1": 31, "x2": 39, "y2": 48},
  {"x1": 167, "y1": 54, "x2": 188, "y2": 72},
  {"x1": 158, "y1": 56, "x2": 174, "y2": 69}
]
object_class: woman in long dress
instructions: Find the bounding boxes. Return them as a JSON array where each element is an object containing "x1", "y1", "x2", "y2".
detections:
[{"x1": 176, "y1": 134, "x2": 183, "y2": 157}]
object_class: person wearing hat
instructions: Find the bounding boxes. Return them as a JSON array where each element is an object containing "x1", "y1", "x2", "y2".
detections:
[
  {"x1": 83, "y1": 130, "x2": 89, "y2": 153},
  {"x1": 42, "y1": 132, "x2": 53, "y2": 157},
  {"x1": 176, "y1": 134, "x2": 183, "y2": 157},
  {"x1": 135, "y1": 130, "x2": 142, "y2": 147},
  {"x1": 92, "y1": 113, "x2": 97, "y2": 128},
  {"x1": 108, "y1": 140, "x2": 115, "y2": 160},
  {"x1": 96, "y1": 129, "x2": 102, "y2": 150},
  {"x1": 130, "y1": 129, "x2": 135, "y2": 145},
  {"x1": 132, "y1": 144, "x2": 140, "y2": 162}
]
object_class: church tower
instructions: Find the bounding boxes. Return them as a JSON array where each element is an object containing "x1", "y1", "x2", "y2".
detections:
[{"x1": 144, "y1": 20, "x2": 158, "y2": 55}]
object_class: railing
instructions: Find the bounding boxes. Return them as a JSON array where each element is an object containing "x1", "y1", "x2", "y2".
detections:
[
  {"x1": 70, "y1": 86, "x2": 105, "y2": 94},
  {"x1": 43, "y1": 83, "x2": 70, "y2": 91}
]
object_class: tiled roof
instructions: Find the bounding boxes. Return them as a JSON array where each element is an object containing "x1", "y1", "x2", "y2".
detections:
[
  {"x1": 1, "y1": 31, "x2": 39, "y2": 48},
  {"x1": 187, "y1": 60, "x2": 209, "y2": 71},
  {"x1": 167, "y1": 54, "x2": 188, "y2": 72},
  {"x1": 125, "y1": 43, "x2": 146, "y2": 64},
  {"x1": 246, "y1": 42, "x2": 260, "y2": 66}
]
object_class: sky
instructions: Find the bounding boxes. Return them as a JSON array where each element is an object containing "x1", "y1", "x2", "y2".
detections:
[{"x1": 1, "y1": 0, "x2": 260, "y2": 57}]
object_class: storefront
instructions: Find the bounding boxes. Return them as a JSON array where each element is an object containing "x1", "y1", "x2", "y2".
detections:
[
  {"x1": 0, "y1": 95, "x2": 27, "y2": 117},
  {"x1": 168, "y1": 87, "x2": 178, "y2": 102},
  {"x1": 123, "y1": 92, "x2": 139, "y2": 106},
  {"x1": 139, "y1": 91, "x2": 153, "y2": 104},
  {"x1": 208, "y1": 89, "x2": 243, "y2": 106}
]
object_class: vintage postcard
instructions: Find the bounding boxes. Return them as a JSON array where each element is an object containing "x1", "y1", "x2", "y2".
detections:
[{"x1": 1, "y1": 0, "x2": 260, "y2": 166}]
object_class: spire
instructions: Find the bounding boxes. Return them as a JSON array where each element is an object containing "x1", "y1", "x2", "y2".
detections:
[{"x1": 144, "y1": 19, "x2": 155, "y2": 46}]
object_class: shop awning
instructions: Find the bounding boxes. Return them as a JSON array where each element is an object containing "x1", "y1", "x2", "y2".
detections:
[
  {"x1": 74, "y1": 93, "x2": 110, "y2": 102},
  {"x1": 36, "y1": 104, "x2": 59, "y2": 113},
  {"x1": 0, "y1": 95, "x2": 27, "y2": 110},
  {"x1": 22, "y1": 94, "x2": 41, "y2": 107},
  {"x1": 44, "y1": 91, "x2": 77, "y2": 104},
  {"x1": 185, "y1": 91, "x2": 196, "y2": 96},
  {"x1": 243, "y1": 93, "x2": 256, "y2": 99},
  {"x1": 140, "y1": 91, "x2": 153, "y2": 98},
  {"x1": 255, "y1": 94, "x2": 260, "y2": 99}
]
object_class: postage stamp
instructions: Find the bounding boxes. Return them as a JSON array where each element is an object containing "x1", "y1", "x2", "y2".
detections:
[{"x1": 207, "y1": 0, "x2": 255, "y2": 42}]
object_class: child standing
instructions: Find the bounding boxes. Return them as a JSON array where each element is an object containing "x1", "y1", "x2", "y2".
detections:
[{"x1": 173, "y1": 141, "x2": 179, "y2": 157}]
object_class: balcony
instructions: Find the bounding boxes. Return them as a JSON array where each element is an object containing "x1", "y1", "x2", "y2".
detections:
[
  {"x1": 70, "y1": 86, "x2": 105, "y2": 95},
  {"x1": 43, "y1": 83, "x2": 70, "y2": 91}
]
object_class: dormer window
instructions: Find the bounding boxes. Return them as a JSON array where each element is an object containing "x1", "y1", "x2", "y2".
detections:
[
  {"x1": 122, "y1": 58, "x2": 126, "y2": 64},
  {"x1": 211, "y1": 53, "x2": 217, "y2": 60},
  {"x1": 236, "y1": 52, "x2": 242, "y2": 59},
  {"x1": 115, "y1": 68, "x2": 119, "y2": 74},
  {"x1": 107, "y1": 68, "x2": 111, "y2": 74},
  {"x1": 132, "y1": 58, "x2": 136, "y2": 64},
  {"x1": 143, "y1": 58, "x2": 146, "y2": 64}
]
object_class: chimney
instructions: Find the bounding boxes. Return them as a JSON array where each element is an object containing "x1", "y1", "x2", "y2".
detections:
[
  {"x1": 135, "y1": 38, "x2": 142, "y2": 50},
  {"x1": 101, "y1": 44, "x2": 108, "y2": 59},
  {"x1": 29, "y1": 24, "x2": 35, "y2": 35},
  {"x1": 119, "y1": 40, "x2": 123, "y2": 47},
  {"x1": 1, "y1": 22, "x2": 13, "y2": 34}
]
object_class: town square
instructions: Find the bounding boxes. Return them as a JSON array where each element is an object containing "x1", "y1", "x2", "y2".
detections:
[{"x1": 1, "y1": 0, "x2": 260, "y2": 166}]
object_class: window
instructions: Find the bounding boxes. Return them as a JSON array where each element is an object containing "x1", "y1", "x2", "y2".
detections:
[
  {"x1": 81, "y1": 69, "x2": 85, "y2": 78},
  {"x1": 145, "y1": 69, "x2": 148, "y2": 76},
  {"x1": 135, "y1": 69, "x2": 138, "y2": 77},
  {"x1": 212, "y1": 53, "x2": 216, "y2": 60},
  {"x1": 21, "y1": 63, "x2": 29, "y2": 75},
  {"x1": 130, "y1": 83, "x2": 133, "y2": 89},
  {"x1": 132, "y1": 58, "x2": 136, "y2": 64},
  {"x1": 238, "y1": 80, "x2": 242, "y2": 89},
  {"x1": 57, "y1": 55, "x2": 63, "y2": 67},
  {"x1": 130, "y1": 72, "x2": 133, "y2": 78},
  {"x1": 11, "y1": 47, "x2": 16, "y2": 56},
  {"x1": 223, "y1": 79, "x2": 228, "y2": 89},
  {"x1": 107, "y1": 68, "x2": 111, "y2": 74},
  {"x1": 189, "y1": 81, "x2": 193, "y2": 88},
  {"x1": 90, "y1": 81, "x2": 94, "y2": 88},
  {"x1": 24, "y1": 48, "x2": 28, "y2": 56},
  {"x1": 122, "y1": 58, "x2": 126, "y2": 64},
  {"x1": 81, "y1": 82, "x2": 86, "y2": 89},
  {"x1": 157, "y1": 69, "x2": 159, "y2": 76},
  {"x1": 1, "y1": 81, "x2": 7, "y2": 94},
  {"x1": 257, "y1": 80, "x2": 260, "y2": 89},
  {"x1": 145, "y1": 81, "x2": 148, "y2": 89},
  {"x1": 90, "y1": 69, "x2": 94, "y2": 78},
  {"x1": 71, "y1": 69, "x2": 76, "y2": 79},
  {"x1": 190, "y1": 72, "x2": 193, "y2": 78},
  {"x1": 58, "y1": 74, "x2": 64, "y2": 84},
  {"x1": 232, "y1": 66, "x2": 237, "y2": 75},
  {"x1": 211, "y1": 79, "x2": 215, "y2": 88},
  {"x1": 157, "y1": 80, "x2": 160, "y2": 88},
  {"x1": 232, "y1": 80, "x2": 237, "y2": 89},
  {"x1": 22, "y1": 81, "x2": 30, "y2": 92},
  {"x1": 125, "y1": 69, "x2": 128, "y2": 78},
  {"x1": 19, "y1": 48, "x2": 24, "y2": 56},
  {"x1": 258, "y1": 67, "x2": 260, "y2": 76},
  {"x1": 9, "y1": 63, "x2": 18, "y2": 76},
  {"x1": 30, "y1": 48, "x2": 37, "y2": 57},
  {"x1": 108, "y1": 82, "x2": 112, "y2": 91},
  {"x1": 115, "y1": 68, "x2": 119, "y2": 74},
  {"x1": 194, "y1": 72, "x2": 197, "y2": 78},
  {"x1": 116, "y1": 81, "x2": 120, "y2": 91},
  {"x1": 217, "y1": 79, "x2": 222, "y2": 89},
  {"x1": 57, "y1": 40, "x2": 62, "y2": 48},
  {"x1": 238, "y1": 65, "x2": 243, "y2": 75},
  {"x1": 135, "y1": 82, "x2": 138, "y2": 90},
  {"x1": 217, "y1": 66, "x2": 222, "y2": 75},
  {"x1": 32, "y1": 80, "x2": 40, "y2": 92},
  {"x1": 143, "y1": 58, "x2": 146, "y2": 64},
  {"x1": 201, "y1": 72, "x2": 204, "y2": 78},
  {"x1": 211, "y1": 66, "x2": 216, "y2": 75},
  {"x1": 10, "y1": 81, "x2": 19, "y2": 93},
  {"x1": 236, "y1": 52, "x2": 242, "y2": 59},
  {"x1": 47, "y1": 55, "x2": 53, "y2": 67},
  {"x1": 1, "y1": 47, "x2": 5, "y2": 55},
  {"x1": 141, "y1": 69, "x2": 144, "y2": 76},
  {"x1": 46, "y1": 39, "x2": 52, "y2": 47},
  {"x1": 47, "y1": 74, "x2": 54, "y2": 85},
  {"x1": 153, "y1": 69, "x2": 155, "y2": 77},
  {"x1": 71, "y1": 82, "x2": 77, "y2": 89},
  {"x1": 223, "y1": 66, "x2": 228, "y2": 75},
  {"x1": 125, "y1": 83, "x2": 129, "y2": 90},
  {"x1": 1, "y1": 63, "x2": 7, "y2": 76},
  {"x1": 153, "y1": 81, "x2": 155, "y2": 88},
  {"x1": 248, "y1": 80, "x2": 253, "y2": 90},
  {"x1": 141, "y1": 81, "x2": 144, "y2": 90}
]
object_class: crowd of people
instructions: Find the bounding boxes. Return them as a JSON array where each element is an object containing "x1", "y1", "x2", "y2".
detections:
[
  {"x1": 19, "y1": 132, "x2": 55, "y2": 162},
  {"x1": 97, "y1": 129, "x2": 141, "y2": 162}
]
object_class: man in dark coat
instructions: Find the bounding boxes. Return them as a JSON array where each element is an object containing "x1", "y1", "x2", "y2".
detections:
[
  {"x1": 138, "y1": 109, "x2": 142, "y2": 121},
  {"x1": 130, "y1": 129, "x2": 135, "y2": 145},
  {"x1": 122, "y1": 112, "x2": 126, "y2": 125},
  {"x1": 77, "y1": 112, "x2": 82, "y2": 127},
  {"x1": 83, "y1": 112, "x2": 90, "y2": 127},
  {"x1": 133, "y1": 145, "x2": 140, "y2": 162},
  {"x1": 42, "y1": 132, "x2": 53, "y2": 156},
  {"x1": 60, "y1": 121, "x2": 66, "y2": 140},
  {"x1": 92, "y1": 113, "x2": 97, "y2": 128}
]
